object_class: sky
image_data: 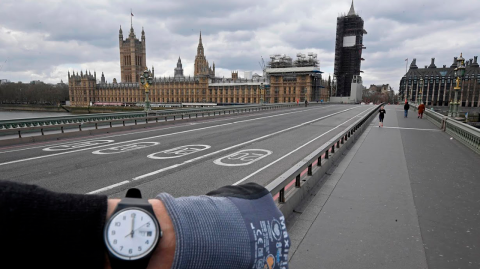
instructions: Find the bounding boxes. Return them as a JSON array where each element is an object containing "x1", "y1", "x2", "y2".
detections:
[{"x1": 0, "y1": 0, "x2": 479, "y2": 93}]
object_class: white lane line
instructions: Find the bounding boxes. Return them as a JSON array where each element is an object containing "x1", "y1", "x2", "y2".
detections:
[
  {"x1": 132, "y1": 106, "x2": 364, "y2": 181},
  {"x1": 0, "y1": 106, "x2": 335, "y2": 167},
  {"x1": 0, "y1": 106, "x2": 326, "y2": 154},
  {"x1": 381, "y1": 127, "x2": 440, "y2": 131},
  {"x1": 87, "y1": 180, "x2": 130, "y2": 194},
  {"x1": 232, "y1": 107, "x2": 375, "y2": 186}
]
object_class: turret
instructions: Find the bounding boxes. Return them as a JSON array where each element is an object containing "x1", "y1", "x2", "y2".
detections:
[
  {"x1": 119, "y1": 25, "x2": 123, "y2": 46},
  {"x1": 141, "y1": 27, "x2": 145, "y2": 41}
]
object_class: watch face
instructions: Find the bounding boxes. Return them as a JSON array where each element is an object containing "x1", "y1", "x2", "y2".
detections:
[{"x1": 105, "y1": 208, "x2": 160, "y2": 260}]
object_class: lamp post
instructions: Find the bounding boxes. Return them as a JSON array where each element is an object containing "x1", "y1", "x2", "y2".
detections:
[
  {"x1": 260, "y1": 83, "x2": 264, "y2": 104},
  {"x1": 417, "y1": 78, "x2": 423, "y2": 105},
  {"x1": 139, "y1": 69, "x2": 153, "y2": 112},
  {"x1": 448, "y1": 53, "x2": 465, "y2": 118}
]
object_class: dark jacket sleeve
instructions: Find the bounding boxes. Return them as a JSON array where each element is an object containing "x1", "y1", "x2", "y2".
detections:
[{"x1": 0, "y1": 181, "x2": 107, "y2": 269}]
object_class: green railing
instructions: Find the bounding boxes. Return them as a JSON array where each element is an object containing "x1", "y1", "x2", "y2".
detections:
[
  {"x1": 413, "y1": 104, "x2": 480, "y2": 155},
  {"x1": 0, "y1": 103, "x2": 301, "y2": 140}
]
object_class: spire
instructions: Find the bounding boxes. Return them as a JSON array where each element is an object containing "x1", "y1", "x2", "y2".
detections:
[
  {"x1": 197, "y1": 31, "x2": 204, "y2": 56},
  {"x1": 119, "y1": 25, "x2": 123, "y2": 36},
  {"x1": 142, "y1": 27, "x2": 145, "y2": 37},
  {"x1": 348, "y1": 0, "x2": 356, "y2": 16}
]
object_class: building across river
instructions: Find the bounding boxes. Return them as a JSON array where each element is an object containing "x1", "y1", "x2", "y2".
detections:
[{"x1": 68, "y1": 24, "x2": 330, "y2": 107}]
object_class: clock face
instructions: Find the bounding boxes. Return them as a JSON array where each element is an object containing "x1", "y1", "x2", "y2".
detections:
[{"x1": 105, "y1": 208, "x2": 159, "y2": 260}]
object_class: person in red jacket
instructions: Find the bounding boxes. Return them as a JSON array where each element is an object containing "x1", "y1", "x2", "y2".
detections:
[{"x1": 418, "y1": 103, "x2": 425, "y2": 119}]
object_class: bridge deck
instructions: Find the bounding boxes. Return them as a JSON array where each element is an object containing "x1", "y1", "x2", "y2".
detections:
[{"x1": 288, "y1": 105, "x2": 480, "y2": 268}]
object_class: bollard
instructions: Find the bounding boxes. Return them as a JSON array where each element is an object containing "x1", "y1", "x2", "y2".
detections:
[
  {"x1": 296, "y1": 174, "x2": 301, "y2": 187},
  {"x1": 110, "y1": 122, "x2": 112, "y2": 128},
  {"x1": 61, "y1": 126, "x2": 64, "y2": 134},
  {"x1": 331, "y1": 144, "x2": 335, "y2": 154},
  {"x1": 317, "y1": 156, "x2": 321, "y2": 166},
  {"x1": 146, "y1": 118, "x2": 148, "y2": 124},
  {"x1": 308, "y1": 164, "x2": 312, "y2": 176},
  {"x1": 41, "y1": 128, "x2": 45, "y2": 135},
  {"x1": 135, "y1": 120, "x2": 137, "y2": 125},
  {"x1": 18, "y1": 130, "x2": 22, "y2": 138},
  {"x1": 325, "y1": 150, "x2": 329, "y2": 159}
]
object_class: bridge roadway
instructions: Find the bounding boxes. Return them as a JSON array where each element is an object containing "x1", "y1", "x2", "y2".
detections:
[{"x1": 0, "y1": 104, "x2": 374, "y2": 198}]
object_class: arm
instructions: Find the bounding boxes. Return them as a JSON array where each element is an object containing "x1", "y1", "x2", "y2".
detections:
[
  {"x1": 0, "y1": 181, "x2": 176, "y2": 269},
  {"x1": 0, "y1": 181, "x2": 107, "y2": 268}
]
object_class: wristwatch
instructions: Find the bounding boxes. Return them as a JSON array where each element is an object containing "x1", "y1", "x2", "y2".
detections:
[{"x1": 104, "y1": 188, "x2": 162, "y2": 269}]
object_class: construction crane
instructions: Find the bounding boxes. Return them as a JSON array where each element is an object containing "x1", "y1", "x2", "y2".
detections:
[{"x1": 258, "y1": 56, "x2": 266, "y2": 71}]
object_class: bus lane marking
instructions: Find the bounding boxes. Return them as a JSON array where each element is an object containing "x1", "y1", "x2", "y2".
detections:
[
  {"x1": 214, "y1": 149, "x2": 272, "y2": 166},
  {"x1": 132, "y1": 106, "x2": 362, "y2": 181},
  {"x1": 92, "y1": 142, "x2": 160, "y2": 155},
  {"x1": 43, "y1": 140, "x2": 114, "y2": 151},
  {"x1": 0, "y1": 106, "x2": 356, "y2": 168},
  {"x1": 148, "y1": 145, "x2": 211, "y2": 159}
]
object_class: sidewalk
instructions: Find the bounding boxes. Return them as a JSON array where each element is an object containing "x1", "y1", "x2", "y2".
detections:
[{"x1": 287, "y1": 105, "x2": 480, "y2": 268}]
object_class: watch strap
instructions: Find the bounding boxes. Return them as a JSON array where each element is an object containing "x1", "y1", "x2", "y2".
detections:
[{"x1": 108, "y1": 253, "x2": 151, "y2": 269}]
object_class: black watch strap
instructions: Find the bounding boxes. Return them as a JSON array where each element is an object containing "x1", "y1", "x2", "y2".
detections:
[{"x1": 109, "y1": 255, "x2": 151, "y2": 269}]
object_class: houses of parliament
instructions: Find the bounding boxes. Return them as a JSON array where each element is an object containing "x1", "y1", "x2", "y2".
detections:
[{"x1": 68, "y1": 23, "x2": 329, "y2": 107}]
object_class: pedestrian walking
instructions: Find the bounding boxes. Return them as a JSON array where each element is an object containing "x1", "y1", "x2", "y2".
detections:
[
  {"x1": 378, "y1": 106, "x2": 386, "y2": 127},
  {"x1": 404, "y1": 102, "x2": 410, "y2": 118},
  {"x1": 305, "y1": 100, "x2": 308, "y2": 107},
  {"x1": 417, "y1": 103, "x2": 425, "y2": 119}
]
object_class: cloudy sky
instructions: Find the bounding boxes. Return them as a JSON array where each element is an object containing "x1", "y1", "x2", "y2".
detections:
[{"x1": 0, "y1": 0, "x2": 479, "y2": 92}]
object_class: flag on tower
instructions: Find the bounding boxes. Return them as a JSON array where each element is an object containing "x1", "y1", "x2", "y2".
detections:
[{"x1": 131, "y1": 12, "x2": 134, "y2": 16}]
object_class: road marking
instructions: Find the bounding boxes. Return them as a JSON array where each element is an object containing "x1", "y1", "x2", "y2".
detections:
[
  {"x1": 87, "y1": 180, "x2": 130, "y2": 194},
  {"x1": 214, "y1": 149, "x2": 272, "y2": 166},
  {"x1": 92, "y1": 142, "x2": 160, "y2": 155},
  {"x1": 43, "y1": 140, "x2": 115, "y2": 151},
  {"x1": 232, "y1": 107, "x2": 375, "y2": 186},
  {"x1": 148, "y1": 145, "x2": 211, "y2": 159},
  {"x1": 0, "y1": 106, "x2": 339, "y2": 167},
  {"x1": 132, "y1": 106, "x2": 363, "y2": 181},
  {"x1": 0, "y1": 106, "x2": 325, "y2": 154},
  {"x1": 380, "y1": 127, "x2": 440, "y2": 131}
]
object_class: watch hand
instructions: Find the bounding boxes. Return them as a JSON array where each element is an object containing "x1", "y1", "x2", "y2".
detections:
[
  {"x1": 131, "y1": 216, "x2": 135, "y2": 238},
  {"x1": 132, "y1": 221, "x2": 151, "y2": 233},
  {"x1": 124, "y1": 221, "x2": 151, "y2": 238}
]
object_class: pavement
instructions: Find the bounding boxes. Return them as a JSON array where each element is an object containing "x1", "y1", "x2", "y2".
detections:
[{"x1": 287, "y1": 105, "x2": 480, "y2": 269}]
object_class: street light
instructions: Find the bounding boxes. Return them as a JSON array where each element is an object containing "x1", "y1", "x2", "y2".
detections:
[
  {"x1": 139, "y1": 69, "x2": 153, "y2": 112},
  {"x1": 417, "y1": 78, "x2": 423, "y2": 105},
  {"x1": 448, "y1": 53, "x2": 465, "y2": 118},
  {"x1": 260, "y1": 83, "x2": 264, "y2": 104}
]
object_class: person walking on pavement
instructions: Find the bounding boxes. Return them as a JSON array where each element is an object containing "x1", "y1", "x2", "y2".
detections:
[
  {"x1": 418, "y1": 102, "x2": 425, "y2": 119},
  {"x1": 404, "y1": 102, "x2": 410, "y2": 118},
  {"x1": 305, "y1": 100, "x2": 308, "y2": 107},
  {"x1": 378, "y1": 106, "x2": 386, "y2": 127}
]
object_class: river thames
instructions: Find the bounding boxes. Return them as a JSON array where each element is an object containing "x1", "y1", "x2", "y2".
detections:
[{"x1": 0, "y1": 111, "x2": 72, "y2": 120}]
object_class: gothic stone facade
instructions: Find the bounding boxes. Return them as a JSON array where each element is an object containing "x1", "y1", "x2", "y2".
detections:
[
  {"x1": 68, "y1": 29, "x2": 326, "y2": 106},
  {"x1": 400, "y1": 56, "x2": 480, "y2": 107}
]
